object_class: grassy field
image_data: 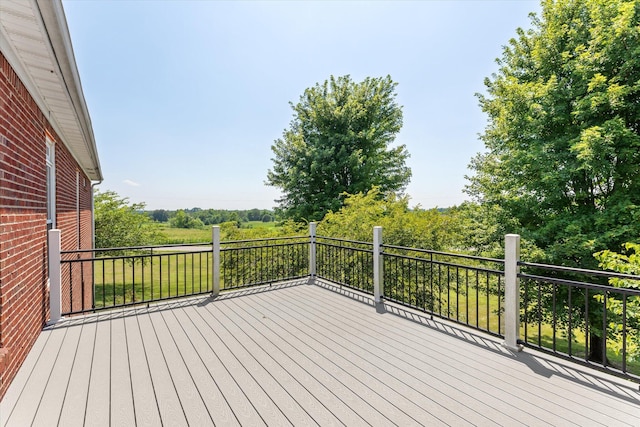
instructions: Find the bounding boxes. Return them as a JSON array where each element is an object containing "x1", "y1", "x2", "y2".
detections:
[
  {"x1": 157, "y1": 221, "x2": 280, "y2": 244},
  {"x1": 93, "y1": 251, "x2": 213, "y2": 306}
]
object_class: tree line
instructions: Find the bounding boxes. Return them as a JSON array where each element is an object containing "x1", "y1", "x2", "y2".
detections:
[{"x1": 148, "y1": 208, "x2": 275, "y2": 228}]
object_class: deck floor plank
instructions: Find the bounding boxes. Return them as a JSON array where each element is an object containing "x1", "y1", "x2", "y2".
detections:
[
  {"x1": 83, "y1": 314, "x2": 112, "y2": 427},
  {"x1": 30, "y1": 322, "x2": 84, "y2": 426},
  {"x1": 308, "y1": 283, "x2": 640, "y2": 425},
  {"x1": 226, "y1": 291, "x2": 438, "y2": 426},
  {"x1": 160, "y1": 306, "x2": 239, "y2": 426},
  {"x1": 216, "y1": 293, "x2": 391, "y2": 426},
  {"x1": 171, "y1": 305, "x2": 264, "y2": 426},
  {"x1": 146, "y1": 309, "x2": 214, "y2": 427},
  {"x1": 195, "y1": 304, "x2": 305, "y2": 426},
  {"x1": 181, "y1": 303, "x2": 292, "y2": 426},
  {"x1": 298, "y1": 286, "x2": 573, "y2": 425},
  {"x1": 2, "y1": 324, "x2": 68, "y2": 426},
  {"x1": 247, "y1": 287, "x2": 472, "y2": 426},
  {"x1": 57, "y1": 319, "x2": 97, "y2": 427},
  {"x1": 277, "y1": 285, "x2": 551, "y2": 425},
  {"x1": 109, "y1": 313, "x2": 136, "y2": 426},
  {"x1": 2, "y1": 281, "x2": 639, "y2": 427},
  {"x1": 210, "y1": 298, "x2": 352, "y2": 426},
  {"x1": 0, "y1": 324, "x2": 53, "y2": 425},
  {"x1": 122, "y1": 309, "x2": 163, "y2": 427},
  {"x1": 135, "y1": 309, "x2": 189, "y2": 426}
]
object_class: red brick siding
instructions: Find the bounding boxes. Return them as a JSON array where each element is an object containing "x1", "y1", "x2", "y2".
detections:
[
  {"x1": 0, "y1": 51, "x2": 94, "y2": 399},
  {"x1": 56, "y1": 146, "x2": 93, "y2": 314}
]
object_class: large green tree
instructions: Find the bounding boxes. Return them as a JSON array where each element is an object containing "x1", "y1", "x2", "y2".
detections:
[
  {"x1": 467, "y1": 0, "x2": 640, "y2": 363},
  {"x1": 467, "y1": 0, "x2": 640, "y2": 268},
  {"x1": 267, "y1": 75, "x2": 411, "y2": 221},
  {"x1": 94, "y1": 190, "x2": 162, "y2": 249}
]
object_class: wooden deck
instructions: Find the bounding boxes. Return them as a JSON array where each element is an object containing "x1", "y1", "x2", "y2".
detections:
[{"x1": 1, "y1": 280, "x2": 638, "y2": 426}]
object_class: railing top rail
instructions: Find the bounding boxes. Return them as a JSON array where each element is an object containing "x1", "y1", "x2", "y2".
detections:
[
  {"x1": 62, "y1": 242, "x2": 212, "y2": 254},
  {"x1": 384, "y1": 251, "x2": 504, "y2": 275},
  {"x1": 382, "y1": 244, "x2": 504, "y2": 264},
  {"x1": 316, "y1": 235, "x2": 373, "y2": 246},
  {"x1": 315, "y1": 241, "x2": 373, "y2": 254},
  {"x1": 61, "y1": 236, "x2": 309, "y2": 255},
  {"x1": 222, "y1": 235, "x2": 307, "y2": 244},
  {"x1": 61, "y1": 249, "x2": 217, "y2": 263},
  {"x1": 220, "y1": 241, "x2": 307, "y2": 251},
  {"x1": 519, "y1": 261, "x2": 640, "y2": 282},
  {"x1": 519, "y1": 273, "x2": 640, "y2": 296}
]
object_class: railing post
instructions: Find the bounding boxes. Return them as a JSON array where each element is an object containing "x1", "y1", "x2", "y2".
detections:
[
  {"x1": 212, "y1": 226, "x2": 220, "y2": 297},
  {"x1": 309, "y1": 222, "x2": 316, "y2": 284},
  {"x1": 48, "y1": 229, "x2": 62, "y2": 324},
  {"x1": 503, "y1": 234, "x2": 522, "y2": 352},
  {"x1": 373, "y1": 226, "x2": 383, "y2": 303}
]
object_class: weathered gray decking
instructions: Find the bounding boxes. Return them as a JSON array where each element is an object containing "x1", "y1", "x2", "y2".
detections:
[{"x1": 1, "y1": 280, "x2": 638, "y2": 426}]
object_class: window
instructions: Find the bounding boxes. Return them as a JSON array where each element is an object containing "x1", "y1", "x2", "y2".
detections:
[{"x1": 46, "y1": 139, "x2": 55, "y2": 228}]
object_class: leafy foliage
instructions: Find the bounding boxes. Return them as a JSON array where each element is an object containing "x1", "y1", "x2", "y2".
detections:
[
  {"x1": 318, "y1": 188, "x2": 461, "y2": 250},
  {"x1": 267, "y1": 75, "x2": 411, "y2": 221},
  {"x1": 466, "y1": 0, "x2": 640, "y2": 268},
  {"x1": 594, "y1": 243, "x2": 640, "y2": 361},
  {"x1": 94, "y1": 190, "x2": 163, "y2": 249}
]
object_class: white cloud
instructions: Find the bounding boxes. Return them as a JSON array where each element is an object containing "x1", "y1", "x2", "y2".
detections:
[{"x1": 123, "y1": 179, "x2": 140, "y2": 187}]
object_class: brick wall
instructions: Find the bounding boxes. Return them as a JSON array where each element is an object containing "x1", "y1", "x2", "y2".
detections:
[
  {"x1": 0, "y1": 51, "x2": 93, "y2": 399},
  {"x1": 56, "y1": 143, "x2": 94, "y2": 314}
]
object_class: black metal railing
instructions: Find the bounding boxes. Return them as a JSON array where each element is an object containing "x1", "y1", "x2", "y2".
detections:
[
  {"x1": 316, "y1": 236, "x2": 374, "y2": 293},
  {"x1": 382, "y1": 245, "x2": 505, "y2": 337},
  {"x1": 60, "y1": 237, "x2": 309, "y2": 315},
  {"x1": 221, "y1": 236, "x2": 308, "y2": 289},
  {"x1": 61, "y1": 243, "x2": 213, "y2": 315},
  {"x1": 519, "y1": 262, "x2": 640, "y2": 380}
]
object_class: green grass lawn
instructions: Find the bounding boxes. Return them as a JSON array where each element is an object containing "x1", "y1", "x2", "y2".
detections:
[
  {"x1": 157, "y1": 224, "x2": 212, "y2": 243},
  {"x1": 157, "y1": 221, "x2": 281, "y2": 244},
  {"x1": 93, "y1": 251, "x2": 213, "y2": 307}
]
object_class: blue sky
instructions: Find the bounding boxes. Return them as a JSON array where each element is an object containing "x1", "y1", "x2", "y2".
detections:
[{"x1": 63, "y1": 0, "x2": 540, "y2": 211}]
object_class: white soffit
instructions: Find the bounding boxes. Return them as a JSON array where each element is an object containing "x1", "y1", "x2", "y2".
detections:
[{"x1": 0, "y1": 0, "x2": 102, "y2": 180}]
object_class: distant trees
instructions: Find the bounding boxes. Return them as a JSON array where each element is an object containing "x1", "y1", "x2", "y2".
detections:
[
  {"x1": 151, "y1": 209, "x2": 169, "y2": 222},
  {"x1": 267, "y1": 75, "x2": 411, "y2": 221},
  {"x1": 147, "y1": 208, "x2": 276, "y2": 228},
  {"x1": 189, "y1": 208, "x2": 275, "y2": 225},
  {"x1": 169, "y1": 210, "x2": 205, "y2": 229}
]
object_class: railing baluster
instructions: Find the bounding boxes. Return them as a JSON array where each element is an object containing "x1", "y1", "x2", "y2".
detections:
[
  {"x1": 585, "y1": 289, "x2": 590, "y2": 362},
  {"x1": 568, "y1": 286, "x2": 572, "y2": 357},
  {"x1": 552, "y1": 284, "x2": 557, "y2": 352},
  {"x1": 486, "y1": 271, "x2": 490, "y2": 332},
  {"x1": 622, "y1": 295, "x2": 627, "y2": 373},
  {"x1": 537, "y1": 279, "x2": 542, "y2": 347},
  {"x1": 465, "y1": 270, "x2": 469, "y2": 326},
  {"x1": 602, "y1": 291, "x2": 607, "y2": 367},
  {"x1": 476, "y1": 271, "x2": 480, "y2": 330}
]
